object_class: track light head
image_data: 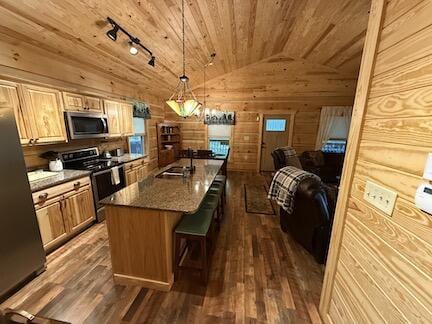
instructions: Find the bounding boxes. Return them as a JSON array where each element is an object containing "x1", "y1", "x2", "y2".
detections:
[
  {"x1": 106, "y1": 25, "x2": 119, "y2": 41},
  {"x1": 148, "y1": 56, "x2": 156, "y2": 67},
  {"x1": 128, "y1": 41, "x2": 138, "y2": 55}
]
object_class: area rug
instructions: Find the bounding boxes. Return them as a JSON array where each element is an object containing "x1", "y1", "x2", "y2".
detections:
[{"x1": 244, "y1": 184, "x2": 275, "y2": 215}]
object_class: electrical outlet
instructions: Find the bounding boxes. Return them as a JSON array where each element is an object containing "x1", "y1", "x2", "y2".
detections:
[{"x1": 363, "y1": 181, "x2": 397, "y2": 216}]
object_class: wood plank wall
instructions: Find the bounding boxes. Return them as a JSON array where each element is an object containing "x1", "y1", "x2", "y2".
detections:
[
  {"x1": 0, "y1": 40, "x2": 163, "y2": 171},
  {"x1": 322, "y1": 0, "x2": 432, "y2": 322},
  {"x1": 166, "y1": 105, "x2": 322, "y2": 172}
]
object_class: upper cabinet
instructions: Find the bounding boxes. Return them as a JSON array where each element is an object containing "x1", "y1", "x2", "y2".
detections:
[
  {"x1": 63, "y1": 92, "x2": 103, "y2": 113},
  {"x1": 0, "y1": 80, "x2": 32, "y2": 145},
  {"x1": 20, "y1": 84, "x2": 68, "y2": 144},
  {"x1": 121, "y1": 103, "x2": 134, "y2": 136},
  {"x1": 104, "y1": 100, "x2": 134, "y2": 137},
  {"x1": 105, "y1": 100, "x2": 122, "y2": 137}
]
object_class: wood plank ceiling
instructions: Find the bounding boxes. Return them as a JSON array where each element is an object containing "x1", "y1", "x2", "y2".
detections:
[{"x1": 0, "y1": 0, "x2": 370, "y2": 105}]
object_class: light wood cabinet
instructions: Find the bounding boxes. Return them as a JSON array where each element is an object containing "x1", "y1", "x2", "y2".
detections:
[
  {"x1": 20, "y1": 84, "x2": 67, "y2": 144},
  {"x1": 105, "y1": 100, "x2": 122, "y2": 137},
  {"x1": 64, "y1": 186, "x2": 95, "y2": 233},
  {"x1": 35, "y1": 200, "x2": 68, "y2": 248},
  {"x1": 0, "y1": 80, "x2": 32, "y2": 145},
  {"x1": 125, "y1": 158, "x2": 148, "y2": 185},
  {"x1": 121, "y1": 103, "x2": 134, "y2": 136},
  {"x1": 63, "y1": 92, "x2": 103, "y2": 113},
  {"x1": 104, "y1": 100, "x2": 134, "y2": 137},
  {"x1": 33, "y1": 176, "x2": 95, "y2": 251}
]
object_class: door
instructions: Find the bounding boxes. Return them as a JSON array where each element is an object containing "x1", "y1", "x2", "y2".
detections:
[
  {"x1": 260, "y1": 114, "x2": 292, "y2": 171},
  {"x1": 35, "y1": 201, "x2": 68, "y2": 248},
  {"x1": 20, "y1": 84, "x2": 67, "y2": 144},
  {"x1": 63, "y1": 92, "x2": 85, "y2": 111},
  {"x1": 126, "y1": 168, "x2": 138, "y2": 185},
  {"x1": 121, "y1": 103, "x2": 134, "y2": 136},
  {"x1": 105, "y1": 100, "x2": 122, "y2": 137},
  {"x1": 64, "y1": 186, "x2": 96, "y2": 233},
  {"x1": 84, "y1": 96, "x2": 103, "y2": 112},
  {"x1": 0, "y1": 81, "x2": 32, "y2": 145}
]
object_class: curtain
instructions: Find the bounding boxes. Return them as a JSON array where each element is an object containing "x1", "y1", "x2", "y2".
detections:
[{"x1": 315, "y1": 106, "x2": 353, "y2": 150}]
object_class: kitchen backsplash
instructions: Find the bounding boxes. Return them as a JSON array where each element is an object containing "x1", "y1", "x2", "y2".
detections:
[{"x1": 23, "y1": 137, "x2": 128, "y2": 170}]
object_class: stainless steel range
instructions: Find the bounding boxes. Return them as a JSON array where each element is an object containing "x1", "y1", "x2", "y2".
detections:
[{"x1": 60, "y1": 147, "x2": 126, "y2": 222}]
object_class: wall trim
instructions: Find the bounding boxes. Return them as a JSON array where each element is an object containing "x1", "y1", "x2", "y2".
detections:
[{"x1": 318, "y1": 0, "x2": 387, "y2": 321}]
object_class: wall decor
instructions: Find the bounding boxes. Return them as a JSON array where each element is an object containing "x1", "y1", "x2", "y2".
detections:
[
  {"x1": 133, "y1": 102, "x2": 151, "y2": 119},
  {"x1": 204, "y1": 110, "x2": 235, "y2": 125}
]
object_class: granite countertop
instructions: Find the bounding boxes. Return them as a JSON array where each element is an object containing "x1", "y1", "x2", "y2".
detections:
[
  {"x1": 101, "y1": 159, "x2": 224, "y2": 213},
  {"x1": 111, "y1": 153, "x2": 146, "y2": 164},
  {"x1": 30, "y1": 169, "x2": 92, "y2": 192}
]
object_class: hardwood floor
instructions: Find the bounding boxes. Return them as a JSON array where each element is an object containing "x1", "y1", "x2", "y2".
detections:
[{"x1": 1, "y1": 172, "x2": 324, "y2": 323}]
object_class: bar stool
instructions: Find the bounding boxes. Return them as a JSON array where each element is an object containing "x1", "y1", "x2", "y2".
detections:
[
  {"x1": 174, "y1": 207, "x2": 215, "y2": 283},
  {"x1": 205, "y1": 189, "x2": 223, "y2": 225}
]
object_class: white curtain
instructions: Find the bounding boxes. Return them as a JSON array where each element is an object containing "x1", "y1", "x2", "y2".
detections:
[{"x1": 315, "y1": 106, "x2": 353, "y2": 150}]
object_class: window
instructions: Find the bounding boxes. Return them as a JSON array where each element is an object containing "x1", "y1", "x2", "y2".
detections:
[
  {"x1": 208, "y1": 125, "x2": 231, "y2": 156},
  {"x1": 128, "y1": 117, "x2": 146, "y2": 155},
  {"x1": 265, "y1": 119, "x2": 286, "y2": 132},
  {"x1": 322, "y1": 139, "x2": 346, "y2": 153},
  {"x1": 209, "y1": 139, "x2": 230, "y2": 155}
]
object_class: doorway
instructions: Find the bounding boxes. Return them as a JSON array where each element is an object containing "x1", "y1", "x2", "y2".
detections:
[{"x1": 259, "y1": 114, "x2": 293, "y2": 172}]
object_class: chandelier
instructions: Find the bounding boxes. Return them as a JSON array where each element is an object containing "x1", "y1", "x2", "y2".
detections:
[{"x1": 166, "y1": 0, "x2": 201, "y2": 118}]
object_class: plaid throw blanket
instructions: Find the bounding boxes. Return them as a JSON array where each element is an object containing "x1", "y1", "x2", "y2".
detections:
[
  {"x1": 268, "y1": 166, "x2": 321, "y2": 214},
  {"x1": 279, "y1": 146, "x2": 297, "y2": 160}
]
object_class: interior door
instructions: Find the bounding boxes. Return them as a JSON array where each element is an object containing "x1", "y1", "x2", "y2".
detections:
[{"x1": 260, "y1": 114, "x2": 291, "y2": 172}]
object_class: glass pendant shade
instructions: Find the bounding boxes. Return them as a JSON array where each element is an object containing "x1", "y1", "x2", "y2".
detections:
[{"x1": 166, "y1": 99, "x2": 202, "y2": 118}]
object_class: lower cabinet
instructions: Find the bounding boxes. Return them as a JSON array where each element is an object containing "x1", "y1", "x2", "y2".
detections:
[
  {"x1": 33, "y1": 177, "x2": 96, "y2": 251},
  {"x1": 125, "y1": 158, "x2": 148, "y2": 186},
  {"x1": 35, "y1": 200, "x2": 68, "y2": 248}
]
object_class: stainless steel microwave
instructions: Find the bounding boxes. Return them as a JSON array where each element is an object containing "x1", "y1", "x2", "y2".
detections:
[{"x1": 65, "y1": 112, "x2": 109, "y2": 139}]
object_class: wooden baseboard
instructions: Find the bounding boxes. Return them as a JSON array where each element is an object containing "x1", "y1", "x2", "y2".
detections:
[{"x1": 113, "y1": 273, "x2": 173, "y2": 291}]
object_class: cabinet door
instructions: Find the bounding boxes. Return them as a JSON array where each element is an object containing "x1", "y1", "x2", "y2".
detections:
[
  {"x1": 84, "y1": 96, "x2": 103, "y2": 113},
  {"x1": 0, "y1": 81, "x2": 32, "y2": 145},
  {"x1": 121, "y1": 103, "x2": 134, "y2": 136},
  {"x1": 64, "y1": 186, "x2": 96, "y2": 233},
  {"x1": 105, "y1": 100, "x2": 122, "y2": 137},
  {"x1": 62, "y1": 92, "x2": 84, "y2": 111},
  {"x1": 126, "y1": 169, "x2": 138, "y2": 185},
  {"x1": 35, "y1": 200, "x2": 68, "y2": 249},
  {"x1": 20, "y1": 84, "x2": 67, "y2": 144}
]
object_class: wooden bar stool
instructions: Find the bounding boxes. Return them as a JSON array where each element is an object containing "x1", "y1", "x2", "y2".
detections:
[{"x1": 174, "y1": 207, "x2": 215, "y2": 283}]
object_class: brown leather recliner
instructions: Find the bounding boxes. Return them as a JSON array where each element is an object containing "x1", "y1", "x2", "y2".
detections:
[{"x1": 279, "y1": 177, "x2": 336, "y2": 264}]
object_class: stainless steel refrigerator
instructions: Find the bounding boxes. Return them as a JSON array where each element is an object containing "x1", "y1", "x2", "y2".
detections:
[{"x1": 0, "y1": 103, "x2": 46, "y2": 301}]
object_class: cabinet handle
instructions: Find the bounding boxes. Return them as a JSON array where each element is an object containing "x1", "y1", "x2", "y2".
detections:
[
  {"x1": 34, "y1": 138, "x2": 39, "y2": 143},
  {"x1": 74, "y1": 181, "x2": 81, "y2": 188},
  {"x1": 29, "y1": 138, "x2": 34, "y2": 144},
  {"x1": 39, "y1": 192, "x2": 48, "y2": 200}
]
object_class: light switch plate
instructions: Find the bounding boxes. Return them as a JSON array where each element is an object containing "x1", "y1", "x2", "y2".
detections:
[{"x1": 363, "y1": 181, "x2": 397, "y2": 216}]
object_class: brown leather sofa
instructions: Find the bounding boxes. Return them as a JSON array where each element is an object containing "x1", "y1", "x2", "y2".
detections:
[
  {"x1": 299, "y1": 151, "x2": 344, "y2": 184},
  {"x1": 279, "y1": 177, "x2": 336, "y2": 264}
]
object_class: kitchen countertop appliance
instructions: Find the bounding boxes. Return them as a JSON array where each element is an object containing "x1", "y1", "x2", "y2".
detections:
[
  {"x1": 0, "y1": 101, "x2": 46, "y2": 302},
  {"x1": 60, "y1": 147, "x2": 126, "y2": 222}
]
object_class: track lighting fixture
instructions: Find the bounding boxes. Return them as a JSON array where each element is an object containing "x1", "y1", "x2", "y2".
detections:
[
  {"x1": 106, "y1": 17, "x2": 155, "y2": 67},
  {"x1": 128, "y1": 41, "x2": 138, "y2": 55},
  {"x1": 106, "y1": 24, "x2": 119, "y2": 41},
  {"x1": 148, "y1": 56, "x2": 156, "y2": 67}
]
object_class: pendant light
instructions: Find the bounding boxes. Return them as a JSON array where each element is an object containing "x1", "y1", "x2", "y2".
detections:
[
  {"x1": 166, "y1": 0, "x2": 202, "y2": 118},
  {"x1": 195, "y1": 53, "x2": 216, "y2": 121}
]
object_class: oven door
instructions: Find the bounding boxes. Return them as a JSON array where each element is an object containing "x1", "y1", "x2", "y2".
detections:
[
  {"x1": 91, "y1": 166, "x2": 126, "y2": 221},
  {"x1": 66, "y1": 112, "x2": 109, "y2": 139}
]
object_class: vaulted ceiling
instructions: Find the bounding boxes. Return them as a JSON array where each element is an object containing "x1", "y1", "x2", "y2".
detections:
[{"x1": 0, "y1": 0, "x2": 370, "y2": 104}]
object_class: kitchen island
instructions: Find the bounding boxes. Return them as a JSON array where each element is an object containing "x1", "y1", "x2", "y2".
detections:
[{"x1": 101, "y1": 158, "x2": 224, "y2": 291}]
